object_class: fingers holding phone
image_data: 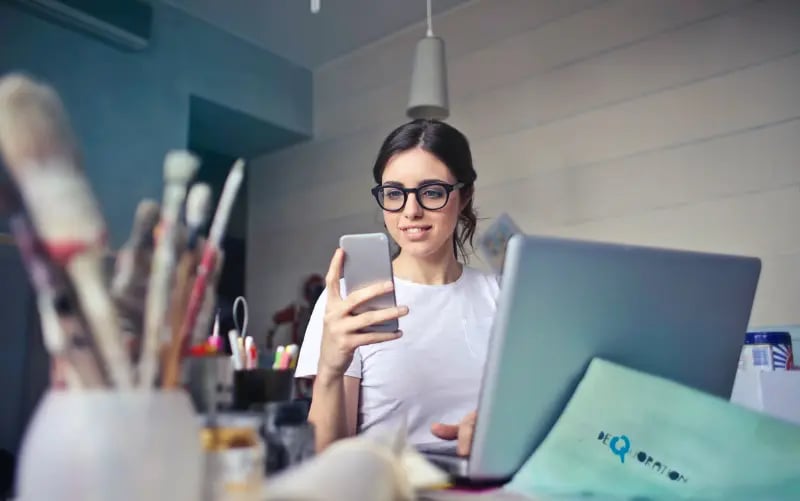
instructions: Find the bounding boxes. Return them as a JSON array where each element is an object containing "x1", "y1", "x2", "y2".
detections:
[
  {"x1": 324, "y1": 247, "x2": 345, "y2": 302},
  {"x1": 318, "y1": 242, "x2": 407, "y2": 378},
  {"x1": 342, "y1": 299, "x2": 407, "y2": 333}
]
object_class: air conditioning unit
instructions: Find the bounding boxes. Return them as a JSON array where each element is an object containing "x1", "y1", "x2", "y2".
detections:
[{"x1": 12, "y1": 0, "x2": 153, "y2": 51}]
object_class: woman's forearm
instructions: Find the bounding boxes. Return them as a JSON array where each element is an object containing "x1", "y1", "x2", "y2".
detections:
[{"x1": 307, "y1": 370, "x2": 349, "y2": 452}]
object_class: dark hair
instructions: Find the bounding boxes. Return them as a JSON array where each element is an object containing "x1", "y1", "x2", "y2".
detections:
[{"x1": 372, "y1": 119, "x2": 478, "y2": 261}]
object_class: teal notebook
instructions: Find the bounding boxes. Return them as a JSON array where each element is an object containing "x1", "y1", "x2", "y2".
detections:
[{"x1": 506, "y1": 359, "x2": 800, "y2": 500}]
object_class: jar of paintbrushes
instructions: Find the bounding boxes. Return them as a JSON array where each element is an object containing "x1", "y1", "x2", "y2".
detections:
[
  {"x1": 18, "y1": 391, "x2": 203, "y2": 501},
  {"x1": 0, "y1": 73, "x2": 248, "y2": 500}
]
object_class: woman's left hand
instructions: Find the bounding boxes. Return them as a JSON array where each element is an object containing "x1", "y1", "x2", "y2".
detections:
[{"x1": 430, "y1": 410, "x2": 477, "y2": 456}]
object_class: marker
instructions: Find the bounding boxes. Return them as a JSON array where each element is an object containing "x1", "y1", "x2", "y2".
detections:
[
  {"x1": 278, "y1": 348, "x2": 292, "y2": 370},
  {"x1": 273, "y1": 345, "x2": 284, "y2": 370},
  {"x1": 237, "y1": 337, "x2": 246, "y2": 368},
  {"x1": 286, "y1": 344, "x2": 299, "y2": 370},
  {"x1": 228, "y1": 329, "x2": 243, "y2": 370},
  {"x1": 207, "y1": 310, "x2": 222, "y2": 352},
  {"x1": 244, "y1": 336, "x2": 257, "y2": 369}
]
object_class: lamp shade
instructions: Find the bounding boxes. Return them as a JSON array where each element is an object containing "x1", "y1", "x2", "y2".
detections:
[{"x1": 407, "y1": 36, "x2": 449, "y2": 120}]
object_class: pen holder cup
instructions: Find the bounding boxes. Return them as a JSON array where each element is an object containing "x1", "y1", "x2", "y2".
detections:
[
  {"x1": 233, "y1": 368, "x2": 295, "y2": 410},
  {"x1": 16, "y1": 389, "x2": 203, "y2": 501},
  {"x1": 185, "y1": 355, "x2": 234, "y2": 413}
]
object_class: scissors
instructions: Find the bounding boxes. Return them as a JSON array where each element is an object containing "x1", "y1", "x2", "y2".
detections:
[{"x1": 233, "y1": 295, "x2": 249, "y2": 338}]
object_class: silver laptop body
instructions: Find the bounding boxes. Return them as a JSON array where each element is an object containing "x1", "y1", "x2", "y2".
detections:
[{"x1": 422, "y1": 234, "x2": 760, "y2": 483}]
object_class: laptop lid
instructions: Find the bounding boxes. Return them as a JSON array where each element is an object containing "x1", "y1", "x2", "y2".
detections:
[{"x1": 468, "y1": 235, "x2": 761, "y2": 480}]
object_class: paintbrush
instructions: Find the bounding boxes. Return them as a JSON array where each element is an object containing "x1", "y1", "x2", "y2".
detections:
[
  {"x1": 162, "y1": 160, "x2": 244, "y2": 388},
  {"x1": 190, "y1": 248, "x2": 225, "y2": 345},
  {"x1": 160, "y1": 183, "x2": 211, "y2": 386},
  {"x1": 185, "y1": 183, "x2": 212, "y2": 247},
  {"x1": 138, "y1": 150, "x2": 198, "y2": 388},
  {"x1": 171, "y1": 183, "x2": 211, "y2": 332},
  {"x1": 11, "y1": 215, "x2": 110, "y2": 389},
  {"x1": 180, "y1": 160, "x2": 244, "y2": 341},
  {"x1": 0, "y1": 73, "x2": 132, "y2": 387},
  {"x1": 111, "y1": 199, "x2": 160, "y2": 361},
  {"x1": 1, "y1": 182, "x2": 108, "y2": 388},
  {"x1": 161, "y1": 245, "x2": 224, "y2": 388}
]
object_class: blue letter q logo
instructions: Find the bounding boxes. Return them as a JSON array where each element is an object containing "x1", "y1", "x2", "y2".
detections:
[{"x1": 609, "y1": 435, "x2": 631, "y2": 464}]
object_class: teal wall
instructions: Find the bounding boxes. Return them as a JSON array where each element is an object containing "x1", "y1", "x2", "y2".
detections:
[
  {"x1": 0, "y1": 1, "x2": 311, "y2": 245},
  {"x1": 0, "y1": 0, "x2": 311, "y2": 463}
]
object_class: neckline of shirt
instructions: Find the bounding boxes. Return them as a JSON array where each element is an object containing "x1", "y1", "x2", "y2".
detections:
[{"x1": 392, "y1": 266, "x2": 470, "y2": 290}]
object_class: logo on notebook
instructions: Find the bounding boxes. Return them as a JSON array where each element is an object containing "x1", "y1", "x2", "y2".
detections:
[
  {"x1": 608, "y1": 434, "x2": 630, "y2": 463},
  {"x1": 597, "y1": 431, "x2": 688, "y2": 483}
]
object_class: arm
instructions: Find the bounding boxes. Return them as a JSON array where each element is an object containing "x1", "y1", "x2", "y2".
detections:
[
  {"x1": 298, "y1": 248, "x2": 407, "y2": 452},
  {"x1": 307, "y1": 374, "x2": 360, "y2": 452}
]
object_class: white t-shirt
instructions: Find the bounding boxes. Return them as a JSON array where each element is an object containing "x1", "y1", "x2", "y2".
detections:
[{"x1": 295, "y1": 266, "x2": 500, "y2": 445}]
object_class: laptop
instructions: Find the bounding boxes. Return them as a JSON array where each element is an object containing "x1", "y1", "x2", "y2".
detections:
[{"x1": 420, "y1": 234, "x2": 761, "y2": 484}]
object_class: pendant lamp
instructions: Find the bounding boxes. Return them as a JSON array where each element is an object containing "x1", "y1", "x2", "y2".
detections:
[{"x1": 407, "y1": 0, "x2": 449, "y2": 120}]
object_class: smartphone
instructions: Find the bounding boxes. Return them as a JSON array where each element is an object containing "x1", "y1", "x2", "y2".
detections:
[{"x1": 339, "y1": 232, "x2": 399, "y2": 332}]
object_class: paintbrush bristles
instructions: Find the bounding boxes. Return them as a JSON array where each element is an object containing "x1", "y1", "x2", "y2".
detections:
[
  {"x1": 125, "y1": 199, "x2": 160, "y2": 250},
  {"x1": 134, "y1": 199, "x2": 161, "y2": 233},
  {"x1": 186, "y1": 183, "x2": 211, "y2": 230},
  {"x1": 0, "y1": 74, "x2": 79, "y2": 174},
  {"x1": 164, "y1": 150, "x2": 199, "y2": 183},
  {"x1": 0, "y1": 74, "x2": 103, "y2": 244}
]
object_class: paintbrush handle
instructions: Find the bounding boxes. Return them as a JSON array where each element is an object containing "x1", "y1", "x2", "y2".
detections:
[
  {"x1": 183, "y1": 245, "x2": 217, "y2": 346},
  {"x1": 35, "y1": 279, "x2": 107, "y2": 389},
  {"x1": 139, "y1": 151, "x2": 198, "y2": 388},
  {"x1": 190, "y1": 278, "x2": 218, "y2": 345},
  {"x1": 9, "y1": 214, "x2": 108, "y2": 388},
  {"x1": 56, "y1": 315, "x2": 109, "y2": 388},
  {"x1": 171, "y1": 252, "x2": 196, "y2": 342},
  {"x1": 66, "y1": 254, "x2": 133, "y2": 388},
  {"x1": 207, "y1": 160, "x2": 244, "y2": 247},
  {"x1": 161, "y1": 244, "x2": 218, "y2": 388},
  {"x1": 181, "y1": 242, "x2": 219, "y2": 345},
  {"x1": 159, "y1": 251, "x2": 197, "y2": 387},
  {"x1": 15, "y1": 174, "x2": 129, "y2": 387}
]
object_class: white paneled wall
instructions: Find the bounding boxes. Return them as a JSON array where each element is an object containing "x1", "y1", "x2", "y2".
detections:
[{"x1": 247, "y1": 0, "x2": 800, "y2": 339}]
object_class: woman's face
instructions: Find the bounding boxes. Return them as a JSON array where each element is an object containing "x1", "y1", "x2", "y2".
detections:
[{"x1": 379, "y1": 148, "x2": 464, "y2": 260}]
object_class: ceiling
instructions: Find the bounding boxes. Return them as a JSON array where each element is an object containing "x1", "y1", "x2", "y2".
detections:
[{"x1": 162, "y1": 0, "x2": 471, "y2": 68}]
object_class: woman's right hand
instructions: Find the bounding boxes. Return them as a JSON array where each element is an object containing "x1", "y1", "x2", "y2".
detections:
[{"x1": 317, "y1": 248, "x2": 408, "y2": 378}]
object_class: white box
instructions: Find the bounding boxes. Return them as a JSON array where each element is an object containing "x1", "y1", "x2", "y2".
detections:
[{"x1": 730, "y1": 369, "x2": 800, "y2": 426}]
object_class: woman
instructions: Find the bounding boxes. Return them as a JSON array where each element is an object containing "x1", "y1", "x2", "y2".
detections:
[{"x1": 295, "y1": 119, "x2": 499, "y2": 455}]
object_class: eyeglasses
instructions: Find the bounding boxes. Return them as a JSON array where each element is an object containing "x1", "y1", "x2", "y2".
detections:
[{"x1": 371, "y1": 181, "x2": 465, "y2": 212}]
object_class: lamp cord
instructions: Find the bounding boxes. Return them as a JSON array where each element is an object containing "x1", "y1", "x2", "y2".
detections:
[{"x1": 426, "y1": 0, "x2": 433, "y2": 37}]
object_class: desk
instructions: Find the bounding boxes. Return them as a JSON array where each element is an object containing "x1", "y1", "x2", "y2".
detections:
[{"x1": 418, "y1": 490, "x2": 624, "y2": 500}]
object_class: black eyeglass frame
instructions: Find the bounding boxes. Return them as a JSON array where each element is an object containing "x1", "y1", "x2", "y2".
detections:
[{"x1": 370, "y1": 181, "x2": 466, "y2": 212}]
